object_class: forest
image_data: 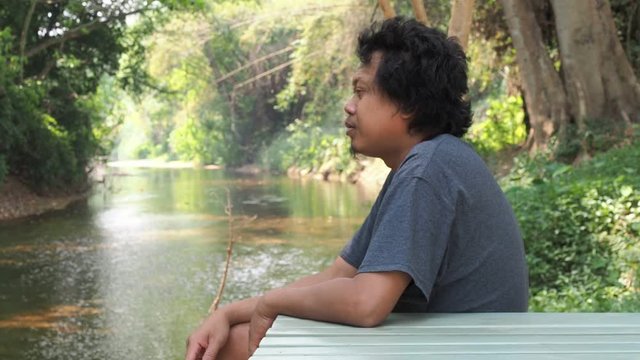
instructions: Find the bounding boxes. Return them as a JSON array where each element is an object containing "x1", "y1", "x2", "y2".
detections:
[{"x1": 1, "y1": 0, "x2": 639, "y2": 311}]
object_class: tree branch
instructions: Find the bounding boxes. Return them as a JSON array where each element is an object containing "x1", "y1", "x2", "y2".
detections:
[
  {"x1": 625, "y1": 0, "x2": 639, "y2": 56},
  {"x1": 215, "y1": 46, "x2": 293, "y2": 84},
  {"x1": 448, "y1": 0, "x2": 475, "y2": 51},
  {"x1": 25, "y1": 7, "x2": 148, "y2": 58},
  {"x1": 232, "y1": 59, "x2": 295, "y2": 92},
  {"x1": 19, "y1": 0, "x2": 38, "y2": 79},
  {"x1": 411, "y1": 0, "x2": 429, "y2": 26},
  {"x1": 209, "y1": 189, "x2": 257, "y2": 313},
  {"x1": 378, "y1": 0, "x2": 396, "y2": 19},
  {"x1": 210, "y1": 189, "x2": 235, "y2": 313}
]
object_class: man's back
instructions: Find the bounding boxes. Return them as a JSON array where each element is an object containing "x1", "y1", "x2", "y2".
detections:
[{"x1": 341, "y1": 134, "x2": 529, "y2": 312}]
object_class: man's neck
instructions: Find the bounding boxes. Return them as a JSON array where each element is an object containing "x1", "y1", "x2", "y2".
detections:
[{"x1": 383, "y1": 135, "x2": 428, "y2": 170}]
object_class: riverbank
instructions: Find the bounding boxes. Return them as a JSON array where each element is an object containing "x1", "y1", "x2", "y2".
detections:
[
  {"x1": 0, "y1": 177, "x2": 88, "y2": 222},
  {"x1": 0, "y1": 150, "x2": 515, "y2": 223},
  {"x1": 286, "y1": 156, "x2": 390, "y2": 198},
  {"x1": 283, "y1": 147, "x2": 522, "y2": 196},
  {"x1": 0, "y1": 157, "x2": 388, "y2": 222}
]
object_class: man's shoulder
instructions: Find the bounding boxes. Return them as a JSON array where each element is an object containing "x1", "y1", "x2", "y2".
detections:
[{"x1": 398, "y1": 134, "x2": 481, "y2": 178}]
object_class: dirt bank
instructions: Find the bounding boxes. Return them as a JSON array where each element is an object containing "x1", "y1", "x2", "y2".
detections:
[
  {"x1": 0, "y1": 177, "x2": 88, "y2": 222},
  {"x1": 287, "y1": 157, "x2": 390, "y2": 197}
]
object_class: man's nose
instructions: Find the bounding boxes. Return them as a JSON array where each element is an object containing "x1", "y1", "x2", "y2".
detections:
[{"x1": 344, "y1": 97, "x2": 356, "y2": 115}]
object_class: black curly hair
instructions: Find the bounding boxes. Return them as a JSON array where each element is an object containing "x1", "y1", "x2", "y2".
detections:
[{"x1": 357, "y1": 17, "x2": 472, "y2": 138}]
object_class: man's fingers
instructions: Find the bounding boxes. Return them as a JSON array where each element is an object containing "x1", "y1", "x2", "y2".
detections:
[
  {"x1": 203, "y1": 335, "x2": 226, "y2": 360},
  {"x1": 202, "y1": 343, "x2": 220, "y2": 360},
  {"x1": 185, "y1": 341, "x2": 205, "y2": 360}
]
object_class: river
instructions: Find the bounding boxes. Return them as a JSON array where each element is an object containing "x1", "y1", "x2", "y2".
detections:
[{"x1": 0, "y1": 167, "x2": 374, "y2": 359}]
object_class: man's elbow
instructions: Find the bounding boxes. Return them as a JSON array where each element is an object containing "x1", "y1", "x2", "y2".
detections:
[{"x1": 349, "y1": 295, "x2": 392, "y2": 327}]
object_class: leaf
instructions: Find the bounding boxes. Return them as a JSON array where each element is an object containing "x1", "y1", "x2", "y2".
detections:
[
  {"x1": 620, "y1": 185, "x2": 633, "y2": 197},
  {"x1": 552, "y1": 165, "x2": 571, "y2": 178}
]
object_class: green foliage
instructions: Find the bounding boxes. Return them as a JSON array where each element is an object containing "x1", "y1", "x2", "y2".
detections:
[
  {"x1": 261, "y1": 120, "x2": 353, "y2": 174},
  {"x1": 121, "y1": 0, "x2": 372, "y2": 169},
  {"x1": 259, "y1": 0, "x2": 371, "y2": 173},
  {"x1": 0, "y1": 0, "x2": 200, "y2": 192},
  {"x1": 502, "y1": 142, "x2": 640, "y2": 311},
  {"x1": 80, "y1": 76, "x2": 127, "y2": 157},
  {"x1": 554, "y1": 118, "x2": 633, "y2": 162},
  {"x1": 610, "y1": 0, "x2": 640, "y2": 77},
  {"x1": 1, "y1": 28, "x2": 82, "y2": 191},
  {"x1": 466, "y1": 95, "x2": 526, "y2": 156},
  {"x1": 170, "y1": 117, "x2": 205, "y2": 163},
  {"x1": 170, "y1": 115, "x2": 228, "y2": 165}
]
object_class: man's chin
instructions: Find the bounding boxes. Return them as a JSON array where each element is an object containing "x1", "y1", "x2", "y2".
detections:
[{"x1": 350, "y1": 145, "x2": 358, "y2": 158}]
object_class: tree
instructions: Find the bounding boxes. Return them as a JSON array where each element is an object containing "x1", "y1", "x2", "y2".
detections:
[
  {"x1": 0, "y1": 0, "x2": 200, "y2": 191},
  {"x1": 411, "y1": 0, "x2": 429, "y2": 25},
  {"x1": 448, "y1": 0, "x2": 475, "y2": 51},
  {"x1": 500, "y1": 0, "x2": 569, "y2": 152},
  {"x1": 501, "y1": 0, "x2": 640, "y2": 157},
  {"x1": 550, "y1": 0, "x2": 640, "y2": 156},
  {"x1": 378, "y1": 0, "x2": 396, "y2": 19}
]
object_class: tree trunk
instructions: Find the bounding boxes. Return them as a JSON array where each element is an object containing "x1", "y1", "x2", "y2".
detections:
[
  {"x1": 448, "y1": 0, "x2": 475, "y2": 51},
  {"x1": 411, "y1": 0, "x2": 429, "y2": 26},
  {"x1": 550, "y1": 0, "x2": 640, "y2": 130},
  {"x1": 500, "y1": 0, "x2": 570, "y2": 151},
  {"x1": 378, "y1": 0, "x2": 396, "y2": 19},
  {"x1": 19, "y1": 0, "x2": 37, "y2": 81}
]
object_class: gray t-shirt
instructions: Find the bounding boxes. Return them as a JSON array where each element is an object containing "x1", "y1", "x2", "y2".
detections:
[{"x1": 340, "y1": 134, "x2": 528, "y2": 312}]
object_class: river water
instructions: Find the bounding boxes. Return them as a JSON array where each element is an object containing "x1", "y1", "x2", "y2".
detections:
[{"x1": 0, "y1": 167, "x2": 374, "y2": 360}]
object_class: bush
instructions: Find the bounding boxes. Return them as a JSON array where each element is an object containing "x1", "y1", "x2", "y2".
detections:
[
  {"x1": 466, "y1": 94, "x2": 527, "y2": 157},
  {"x1": 0, "y1": 155, "x2": 7, "y2": 185},
  {"x1": 260, "y1": 119, "x2": 353, "y2": 174},
  {"x1": 1, "y1": 28, "x2": 95, "y2": 193},
  {"x1": 554, "y1": 118, "x2": 632, "y2": 162},
  {"x1": 502, "y1": 142, "x2": 640, "y2": 311}
]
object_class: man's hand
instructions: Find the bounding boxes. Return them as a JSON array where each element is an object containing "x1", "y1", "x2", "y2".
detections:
[
  {"x1": 185, "y1": 257, "x2": 358, "y2": 359},
  {"x1": 248, "y1": 294, "x2": 277, "y2": 356},
  {"x1": 185, "y1": 312, "x2": 231, "y2": 360}
]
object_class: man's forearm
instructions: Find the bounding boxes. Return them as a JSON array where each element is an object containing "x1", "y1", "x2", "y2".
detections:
[
  {"x1": 217, "y1": 267, "x2": 351, "y2": 325},
  {"x1": 262, "y1": 277, "x2": 391, "y2": 328},
  {"x1": 284, "y1": 270, "x2": 340, "y2": 289},
  {"x1": 216, "y1": 296, "x2": 260, "y2": 325}
]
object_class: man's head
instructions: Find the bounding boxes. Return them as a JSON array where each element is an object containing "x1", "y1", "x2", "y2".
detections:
[{"x1": 349, "y1": 17, "x2": 471, "y2": 141}]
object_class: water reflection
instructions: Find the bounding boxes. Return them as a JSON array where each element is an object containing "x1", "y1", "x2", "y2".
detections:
[
  {"x1": 0, "y1": 304, "x2": 102, "y2": 330},
  {"x1": 0, "y1": 168, "x2": 372, "y2": 359}
]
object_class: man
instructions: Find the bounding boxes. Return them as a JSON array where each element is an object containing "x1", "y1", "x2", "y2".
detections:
[{"x1": 185, "y1": 17, "x2": 528, "y2": 360}]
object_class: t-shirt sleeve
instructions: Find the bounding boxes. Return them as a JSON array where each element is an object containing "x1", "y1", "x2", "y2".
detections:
[
  {"x1": 358, "y1": 174, "x2": 455, "y2": 301},
  {"x1": 340, "y1": 192, "x2": 383, "y2": 268},
  {"x1": 340, "y1": 172, "x2": 394, "y2": 268}
]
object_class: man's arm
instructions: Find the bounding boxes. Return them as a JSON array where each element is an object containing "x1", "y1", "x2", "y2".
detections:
[
  {"x1": 185, "y1": 256, "x2": 357, "y2": 360},
  {"x1": 217, "y1": 256, "x2": 358, "y2": 324},
  {"x1": 248, "y1": 270, "x2": 411, "y2": 355}
]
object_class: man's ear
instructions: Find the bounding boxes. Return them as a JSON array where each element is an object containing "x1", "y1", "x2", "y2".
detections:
[{"x1": 399, "y1": 111, "x2": 414, "y2": 125}]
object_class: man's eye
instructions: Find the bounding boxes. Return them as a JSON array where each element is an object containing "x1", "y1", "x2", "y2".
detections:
[{"x1": 355, "y1": 89, "x2": 364, "y2": 98}]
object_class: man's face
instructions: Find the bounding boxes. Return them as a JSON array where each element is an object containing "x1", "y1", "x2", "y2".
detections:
[{"x1": 343, "y1": 53, "x2": 409, "y2": 159}]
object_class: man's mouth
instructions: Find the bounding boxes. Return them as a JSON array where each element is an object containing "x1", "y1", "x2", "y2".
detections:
[{"x1": 344, "y1": 120, "x2": 356, "y2": 133}]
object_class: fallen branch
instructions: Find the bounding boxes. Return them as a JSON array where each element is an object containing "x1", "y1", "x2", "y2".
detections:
[{"x1": 209, "y1": 188, "x2": 257, "y2": 313}]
